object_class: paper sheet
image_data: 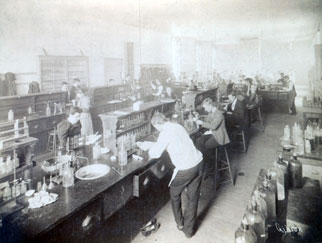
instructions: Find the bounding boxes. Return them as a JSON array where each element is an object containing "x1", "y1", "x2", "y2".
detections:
[
  {"x1": 203, "y1": 130, "x2": 212, "y2": 135},
  {"x1": 137, "y1": 141, "x2": 156, "y2": 151}
]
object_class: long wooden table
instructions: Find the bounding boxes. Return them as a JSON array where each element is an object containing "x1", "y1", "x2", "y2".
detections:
[{"x1": 257, "y1": 89, "x2": 292, "y2": 113}]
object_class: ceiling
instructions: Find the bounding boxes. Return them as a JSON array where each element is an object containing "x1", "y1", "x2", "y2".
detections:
[{"x1": 7, "y1": 0, "x2": 322, "y2": 43}]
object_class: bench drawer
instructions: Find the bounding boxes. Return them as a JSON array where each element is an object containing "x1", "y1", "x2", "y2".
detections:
[{"x1": 133, "y1": 159, "x2": 170, "y2": 197}]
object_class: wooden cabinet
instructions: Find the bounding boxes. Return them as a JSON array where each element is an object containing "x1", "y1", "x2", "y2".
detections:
[
  {"x1": 300, "y1": 157, "x2": 322, "y2": 192},
  {"x1": 40, "y1": 56, "x2": 89, "y2": 92},
  {"x1": 0, "y1": 92, "x2": 67, "y2": 155},
  {"x1": 99, "y1": 100, "x2": 175, "y2": 156}
]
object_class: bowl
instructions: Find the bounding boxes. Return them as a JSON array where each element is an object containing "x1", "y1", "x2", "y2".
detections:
[{"x1": 42, "y1": 157, "x2": 60, "y2": 175}]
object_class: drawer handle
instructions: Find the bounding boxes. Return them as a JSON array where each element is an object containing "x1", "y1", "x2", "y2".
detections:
[
  {"x1": 82, "y1": 215, "x2": 92, "y2": 228},
  {"x1": 312, "y1": 171, "x2": 320, "y2": 175},
  {"x1": 160, "y1": 165, "x2": 165, "y2": 172},
  {"x1": 33, "y1": 124, "x2": 39, "y2": 129},
  {"x1": 143, "y1": 177, "x2": 149, "y2": 186}
]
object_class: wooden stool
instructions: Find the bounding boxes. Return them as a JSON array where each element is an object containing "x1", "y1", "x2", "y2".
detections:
[
  {"x1": 229, "y1": 125, "x2": 247, "y2": 153},
  {"x1": 47, "y1": 130, "x2": 58, "y2": 152},
  {"x1": 214, "y1": 145, "x2": 234, "y2": 190},
  {"x1": 250, "y1": 106, "x2": 264, "y2": 132}
]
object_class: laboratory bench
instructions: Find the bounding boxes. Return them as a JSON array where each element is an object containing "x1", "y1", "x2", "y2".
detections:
[
  {"x1": 257, "y1": 89, "x2": 292, "y2": 113},
  {"x1": 1, "y1": 142, "x2": 173, "y2": 243}
]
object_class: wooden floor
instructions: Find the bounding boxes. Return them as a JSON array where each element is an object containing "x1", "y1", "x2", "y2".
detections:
[{"x1": 130, "y1": 107, "x2": 302, "y2": 243}]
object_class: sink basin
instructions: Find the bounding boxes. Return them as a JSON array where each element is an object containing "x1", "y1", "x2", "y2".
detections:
[{"x1": 75, "y1": 164, "x2": 110, "y2": 180}]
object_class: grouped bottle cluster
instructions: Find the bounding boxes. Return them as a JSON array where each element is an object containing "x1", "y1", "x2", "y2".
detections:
[
  {"x1": 67, "y1": 135, "x2": 83, "y2": 150},
  {"x1": 235, "y1": 170, "x2": 277, "y2": 243},
  {"x1": 116, "y1": 133, "x2": 137, "y2": 164},
  {"x1": 0, "y1": 154, "x2": 20, "y2": 176},
  {"x1": 118, "y1": 112, "x2": 146, "y2": 130},
  {"x1": 235, "y1": 153, "x2": 302, "y2": 243},
  {"x1": 283, "y1": 121, "x2": 322, "y2": 155},
  {"x1": 1, "y1": 178, "x2": 29, "y2": 203}
]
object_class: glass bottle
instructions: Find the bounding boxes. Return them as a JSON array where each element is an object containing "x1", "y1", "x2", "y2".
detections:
[
  {"x1": 20, "y1": 180, "x2": 27, "y2": 194},
  {"x1": 62, "y1": 162, "x2": 74, "y2": 188},
  {"x1": 245, "y1": 200, "x2": 266, "y2": 243},
  {"x1": 28, "y1": 106, "x2": 32, "y2": 114},
  {"x1": 14, "y1": 153, "x2": 20, "y2": 169},
  {"x1": 274, "y1": 154, "x2": 289, "y2": 199},
  {"x1": 8, "y1": 109, "x2": 14, "y2": 121},
  {"x1": 46, "y1": 103, "x2": 51, "y2": 116},
  {"x1": 6, "y1": 155, "x2": 13, "y2": 173},
  {"x1": 0, "y1": 157, "x2": 7, "y2": 175},
  {"x1": 259, "y1": 179, "x2": 276, "y2": 226},
  {"x1": 289, "y1": 154, "x2": 303, "y2": 188},
  {"x1": 235, "y1": 217, "x2": 257, "y2": 243},
  {"x1": 118, "y1": 143, "x2": 128, "y2": 166},
  {"x1": 3, "y1": 186, "x2": 12, "y2": 201},
  {"x1": 92, "y1": 142, "x2": 101, "y2": 160}
]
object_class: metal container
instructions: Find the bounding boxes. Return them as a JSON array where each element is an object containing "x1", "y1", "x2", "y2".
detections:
[
  {"x1": 259, "y1": 179, "x2": 276, "y2": 226},
  {"x1": 289, "y1": 154, "x2": 303, "y2": 188},
  {"x1": 235, "y1": 217, "x2": 257, "y2": 243},
  {"x1": 245, "y1": 200, "x2": 267, "y2": 243}
]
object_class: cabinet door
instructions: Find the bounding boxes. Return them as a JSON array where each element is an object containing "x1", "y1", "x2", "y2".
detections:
[
  {"x1": 302, "y1": 164, "x2": 322, "y2": 191},
  {"x1": 101, "y1": 175, "x2": 133, "y2": 221},
  {"x1": 38, "y1": 199, "x2": 103, "y2": 243},
  {"x1": 133, "y1": 158, "x2": 171, "y2": 197}
]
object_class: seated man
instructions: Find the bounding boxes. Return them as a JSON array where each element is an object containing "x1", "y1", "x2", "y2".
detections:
[
  {"x1": 57, "y1": 106, "x2": 82, "y2": 151},
  {"x1": 195, "y1": 98, "x2": 230, "y2": 174},
  {"x1": 225, "y1": 90, "x2": 248, "y2": 129},
  {"x1": 137, "y1": 112, "x2": 203, "y2": 238},
  {"x1": 150, "y1": 79, "x2": 164, "y2": 97}
]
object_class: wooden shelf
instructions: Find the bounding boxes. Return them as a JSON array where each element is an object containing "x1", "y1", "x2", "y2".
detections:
[
  {"x1": 0, "y1": 164, "x2": 32, "y2": 181},
  {"x1": 116, "y1": 121, "x2": 149, "y2": 136}
]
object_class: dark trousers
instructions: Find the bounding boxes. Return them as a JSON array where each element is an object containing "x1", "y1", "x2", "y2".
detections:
[
  {"x1": 169, "y1": 162, "x2": 203, "y2": 236},
  {"x1": 196, "y1": 134, "x2": 219, "y2": 171}
]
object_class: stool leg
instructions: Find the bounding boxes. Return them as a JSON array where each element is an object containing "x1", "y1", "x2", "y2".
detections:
[
  {"x1": 242, "y1": 131, "x2": 246, "y2": 153},
  {"x1": 214, "y1": 148, "x2": 218, "y2": 191},
  {"x1": 258, "y1": 107, "x2": 264, "y2": 132},
  {"x1": 47, "y1": 134, "x2": 52, "y2": 152},
  {"x1": 224, "y1": 147, "x2": 234, "y2": 186}
]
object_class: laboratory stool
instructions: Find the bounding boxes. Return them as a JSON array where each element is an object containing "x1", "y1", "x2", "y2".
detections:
[
  {"x1": 229, "y1": 125, "x2": 247, "y2": 153},
  {"x1": 214, "y1": 145, "x2": 234, "y2": 190},
  {"x1": 248, "y1": 106, "x2": 264, "y2": 132},
  {"x1": 47, "y1": 130, "x2": 58, "y2": 152}
]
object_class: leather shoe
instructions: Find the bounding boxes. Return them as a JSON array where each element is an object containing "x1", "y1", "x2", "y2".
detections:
[{"x1": 140, "y1": 220, "x2": 160, "y2": 237}]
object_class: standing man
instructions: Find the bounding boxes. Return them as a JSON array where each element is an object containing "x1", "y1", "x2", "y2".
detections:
[
  {"x1": 137, "y1": 112, "x2": 203, "y2": 238},
  {"x1": 69, "y1": 78, "x2": 81, "y2": 101},
  {"x1": 57, "y1": 106, "x2": 82, "y2": 151}
]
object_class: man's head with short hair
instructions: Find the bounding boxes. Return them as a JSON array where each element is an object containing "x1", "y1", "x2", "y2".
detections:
[
  {"x1": 151, "y1": 112, "x2": 168, "y2": 131},
  {"x1": 73, "y1": 78, "x2": 81, "y2": 86},
  {"x1": 201, "y1": 98, "x2": 216, "y2": 113},
  {"x1": 68, "y1": 106, "x2": 82, "y2": 124}
]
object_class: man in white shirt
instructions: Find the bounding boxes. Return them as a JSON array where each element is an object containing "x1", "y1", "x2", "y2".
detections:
[{"x1": 137, "y1": 112, "x2": 203, "y2": 238}]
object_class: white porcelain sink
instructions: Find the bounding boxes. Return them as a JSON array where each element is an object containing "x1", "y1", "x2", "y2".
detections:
[{"x1": 75, "y1": 164, "x2": 110, "y2": 180}]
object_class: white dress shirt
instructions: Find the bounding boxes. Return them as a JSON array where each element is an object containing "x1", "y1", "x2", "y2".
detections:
[
  {"x1": 231, "y1": 97, "x2": 238, "y2": 111},
  {"x1": 148, "y1": 122, "x2": 203, "y2": 185}
]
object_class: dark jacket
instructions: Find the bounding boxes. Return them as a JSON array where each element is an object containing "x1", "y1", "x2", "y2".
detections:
[
  {"x1": 226, "y1": 98, "x2": 247, "y2": 129},
  {"x1": 57, "y1": 120, "x2": 81, "y2": 148},
  {"x1": 202, "y1": 109, "x2": 230, "y2": 145}
]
